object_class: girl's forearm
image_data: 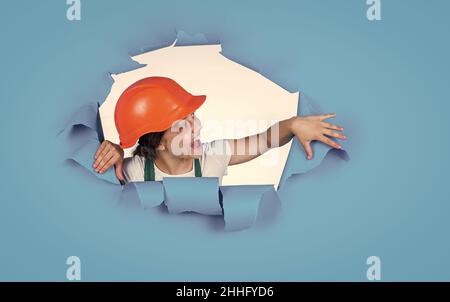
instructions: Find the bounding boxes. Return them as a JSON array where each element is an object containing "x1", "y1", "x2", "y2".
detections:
[
  {"x1": 228, "y1": 116, "x2": 297, "y2": 166},
  {"x1": 265, "y1": 116, "x2": 297, "y2": 149}
]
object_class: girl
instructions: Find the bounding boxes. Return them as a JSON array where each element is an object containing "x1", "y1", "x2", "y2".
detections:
[{"x1": 92, "y1": 77, "x2": 346, "y2": 184}]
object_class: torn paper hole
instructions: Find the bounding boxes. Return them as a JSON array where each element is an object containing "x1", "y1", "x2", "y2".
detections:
[{"x1": 59, "y1": 30, "x2": 349, "y2": 232}]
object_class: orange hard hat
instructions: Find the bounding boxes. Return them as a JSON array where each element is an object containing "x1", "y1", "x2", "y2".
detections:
[{"x1": 114, "y1": 77, "x2": 206, "y2": 148}]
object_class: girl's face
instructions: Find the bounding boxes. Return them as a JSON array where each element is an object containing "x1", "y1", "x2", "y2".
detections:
[{"x1": 159, "y1": 113, "x2": 202, "y2": 158}]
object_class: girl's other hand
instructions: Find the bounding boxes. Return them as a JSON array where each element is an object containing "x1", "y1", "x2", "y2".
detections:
[{"x1": 93, "y1": 140, "x2": 125, "y2": 182}]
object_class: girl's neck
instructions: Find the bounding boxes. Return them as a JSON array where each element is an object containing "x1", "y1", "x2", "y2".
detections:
[{"x1": 153, "y1": 151, "x2": 193, "y2": 175}]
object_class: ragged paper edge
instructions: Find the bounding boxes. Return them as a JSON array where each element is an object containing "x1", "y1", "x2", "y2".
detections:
[{"x1": 120, "y1": 180, "x2": 281, "y2": 232}]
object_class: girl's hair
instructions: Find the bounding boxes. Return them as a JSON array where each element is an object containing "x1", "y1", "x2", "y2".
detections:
[{"x1": 133, "y1": 130, "x2": 165, "y2": 159}]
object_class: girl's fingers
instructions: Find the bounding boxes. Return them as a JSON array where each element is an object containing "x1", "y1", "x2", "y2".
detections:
[
  {"x1": 99, "y1": 154, "x2": 119, "y2": 174},
  {"x1": 301, "y1": 140, "x2": 313, "y2": 160},
  {"x1": 321, "y1": 122, "x2": 344, "y2": 131},
  {"x1": 93, "y1": 144, "x2": 111, "y2": 168},
  {"x1": 323, "y1": 129, "x2": 347, "y2": 140},
  {"x1": 318, "y1": 135, "x2": 342, "y2": 149},
  {"x1": 95, "y1": 149, "x2": 114, "y2": 172},
  {"x1": 115, "y1": 160, "x2": 125, "y2": 182},
  {"x1": 95, "y1": 141, "x2": 108, "y2": 159},
  {"x1": 319, "y1": 113, "x2": 336, "y2": 121}
]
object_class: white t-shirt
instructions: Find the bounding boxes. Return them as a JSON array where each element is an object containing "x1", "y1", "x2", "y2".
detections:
[{"x1": 122, "y1": 140, "x2": 232, "y2": 184}]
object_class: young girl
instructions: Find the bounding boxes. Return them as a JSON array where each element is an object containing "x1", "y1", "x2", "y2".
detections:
[{"x1": 92, "y1": 77, "x2": 346, "y2": 184}]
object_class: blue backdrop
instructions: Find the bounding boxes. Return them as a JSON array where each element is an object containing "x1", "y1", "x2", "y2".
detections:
[{"x1": 0, "y1": 0, "x2": 449, "y2": 281}]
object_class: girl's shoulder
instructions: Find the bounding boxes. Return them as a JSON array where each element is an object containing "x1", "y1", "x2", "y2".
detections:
[{"x1": 200, "y1": 140, "x2": 232, "y2": 177}]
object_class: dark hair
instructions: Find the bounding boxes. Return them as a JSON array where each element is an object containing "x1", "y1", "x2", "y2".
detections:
[{"x1": 133, "y1": 131, "x2": 165, "y2": 159}]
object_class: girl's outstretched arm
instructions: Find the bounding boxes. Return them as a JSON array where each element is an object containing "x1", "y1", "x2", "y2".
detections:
[{"x1": 228, "y1": 113, "x2": 346, "y2": 166}]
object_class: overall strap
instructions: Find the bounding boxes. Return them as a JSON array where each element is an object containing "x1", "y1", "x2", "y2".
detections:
[
  {"x1": 144, "y1": 158, "x2": 202, "y2": 181},
  {"x1": 144, "y1": 157, "x2": 155, "y2": 181},
  {"x1": 194, "y1": 158, "x2": 202, "y2": 177}
]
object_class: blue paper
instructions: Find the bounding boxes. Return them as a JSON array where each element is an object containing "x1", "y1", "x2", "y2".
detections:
[
  {"x1": 163, "y1": 177, "x2": 222, "y2": 215},
  {"x1": 221, "y1": 185, "x2": 280, "y2": 232}
]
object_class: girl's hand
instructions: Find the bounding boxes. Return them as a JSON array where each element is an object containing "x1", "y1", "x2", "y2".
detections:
[
  {"x1": 93, "y1": 140, "x2": 125, "y2": 182},
  {"x1": 291, "y1": 113, "x2": 347, "y2": 160}
]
